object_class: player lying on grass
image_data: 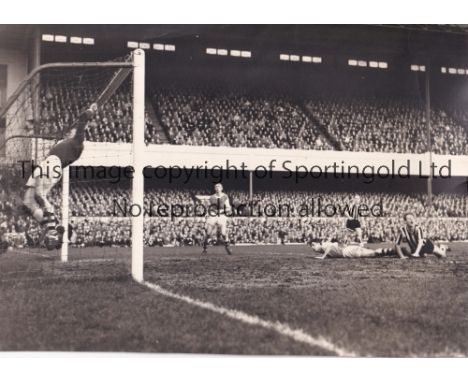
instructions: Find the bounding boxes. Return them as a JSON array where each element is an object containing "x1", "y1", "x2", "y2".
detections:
[
  {"x1": 311, "y1": 240, "x2": 398, "y2": 259},
  {"x1": 395, "y1": 212, "x2": 448, "y2": 259},
  {"x1": 197, "y1": 183, "x2": 233, "y2": 256},
  {"x1": 22, "y1": 103, "x2": 97, "y2": 250}
]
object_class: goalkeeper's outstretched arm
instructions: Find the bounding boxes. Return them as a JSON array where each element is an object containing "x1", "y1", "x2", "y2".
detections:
[{"x1": 70, "y1": 103, "x2": 97, "y2": 142}]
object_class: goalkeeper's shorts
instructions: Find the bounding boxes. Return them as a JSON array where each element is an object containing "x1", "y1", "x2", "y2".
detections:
[{"x1": 25, "y1": 155, "x2": 62, "y2": 197}]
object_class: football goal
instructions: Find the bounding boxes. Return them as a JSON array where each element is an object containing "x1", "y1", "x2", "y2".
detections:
[{"x1": 0, "y1": 49, "x2": 145, "y2": 282}]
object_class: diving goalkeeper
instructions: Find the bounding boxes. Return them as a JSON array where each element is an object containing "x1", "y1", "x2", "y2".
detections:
[{"x1": 22, "y1": 103, "x2": 97, "y2": 250}]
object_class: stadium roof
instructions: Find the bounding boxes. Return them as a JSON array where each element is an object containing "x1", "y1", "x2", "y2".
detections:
[{"x1": 1, "y1": 25, "x2": 468, "y2": 59}]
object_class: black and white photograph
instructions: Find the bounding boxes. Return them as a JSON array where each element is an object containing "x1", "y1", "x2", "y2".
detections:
[{"x1": 0, "y1": 18, "x2": 467, "y2": 370}]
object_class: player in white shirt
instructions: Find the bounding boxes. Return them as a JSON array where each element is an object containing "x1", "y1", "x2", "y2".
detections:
[{"x1": 311, "y1": 240, "x2": 398, "y2": 259}]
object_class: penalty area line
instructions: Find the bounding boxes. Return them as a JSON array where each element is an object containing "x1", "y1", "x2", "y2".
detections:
[{"x1": 142, "y1": 281, "x2": 357, "y2": 356}]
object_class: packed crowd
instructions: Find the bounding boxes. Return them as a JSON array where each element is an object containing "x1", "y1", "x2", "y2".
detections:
[
  {"x1": 306, "y1": 96, "x2": 468, "y2": 155},
  {"x1": 2, "y1": 203, "x2": 468, "y2": 251},
  {"x1": 0, "y1": 167, "x2": 39, "y2": 249},
  {"x1": 153, "y1": 87, "x2": 333, "y2": 150},
  {"x1": 29, "y1": 79, "x2": 468, "y2": 156},
  {"x1": 450, "y1": 106, "x2": 468, "y2": 127},
  {"x1": 38, "y1": 81, "x2": 162, "y2": 144},
  {"x1": 43, "y1": 183, "x2": 468, "y2": 219},
  {"x1": 68, "y1": 216, "x2": 468, "y2": 248},
  {"x1": 1, "y1": 165, "x2": 468, "y2": 249}
]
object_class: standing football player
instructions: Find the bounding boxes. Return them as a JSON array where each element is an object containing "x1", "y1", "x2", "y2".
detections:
[
  {"x1": 202, "y1": 183, "x2": 233, "y2": 255},
  {"x1": 22, "y1": 103, "x2": 97, "y2": 250},
  {"x1": 345, "y1": 194, "x2": 363, "y2": 245}
]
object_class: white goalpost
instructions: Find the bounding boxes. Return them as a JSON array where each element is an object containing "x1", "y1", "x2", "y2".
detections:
[
  {"x1": 53, "y1": 49, "x2": 146, "y2": 281},
  {"x1": 59, "y1": 49, "x2": 146, "y2": 280},
  {"x1": 61, "y1": 166, "x2": 70, "y2": 263},
  {"x1": 130, "y1": 49, "x2": 145, "y2": 282}
]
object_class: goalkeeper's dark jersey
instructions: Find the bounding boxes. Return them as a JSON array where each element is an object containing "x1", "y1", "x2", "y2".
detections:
[
  {"x1": 48, "y1": 137, "x2": 84, "y2": 169},
  {"x1": 48, "y1": 111, "x2": 88, "y2": 168}
]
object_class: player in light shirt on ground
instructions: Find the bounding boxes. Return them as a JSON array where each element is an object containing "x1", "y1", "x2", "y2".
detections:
[{"x1": 311, "y1": 240, "x2": 398, "y2": 259}]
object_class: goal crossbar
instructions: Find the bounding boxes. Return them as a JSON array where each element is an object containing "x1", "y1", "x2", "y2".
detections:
[{"x1": 0, "y1": 61, "x2": 133, "y2": 120}]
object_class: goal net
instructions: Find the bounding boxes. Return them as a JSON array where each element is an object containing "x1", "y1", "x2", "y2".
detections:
[{"x1": 0, "y1": 49, "x2": 145, "y2": 281}]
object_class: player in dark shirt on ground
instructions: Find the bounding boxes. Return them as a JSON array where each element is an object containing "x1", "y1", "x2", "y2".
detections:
[{"x1": 395, "y1": 212, "x2": 448, "y2": 259}]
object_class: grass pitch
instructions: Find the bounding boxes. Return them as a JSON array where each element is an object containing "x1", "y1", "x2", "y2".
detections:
[{"x1": 0, "y1": 243, "x2": 467, "y2": 356}]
